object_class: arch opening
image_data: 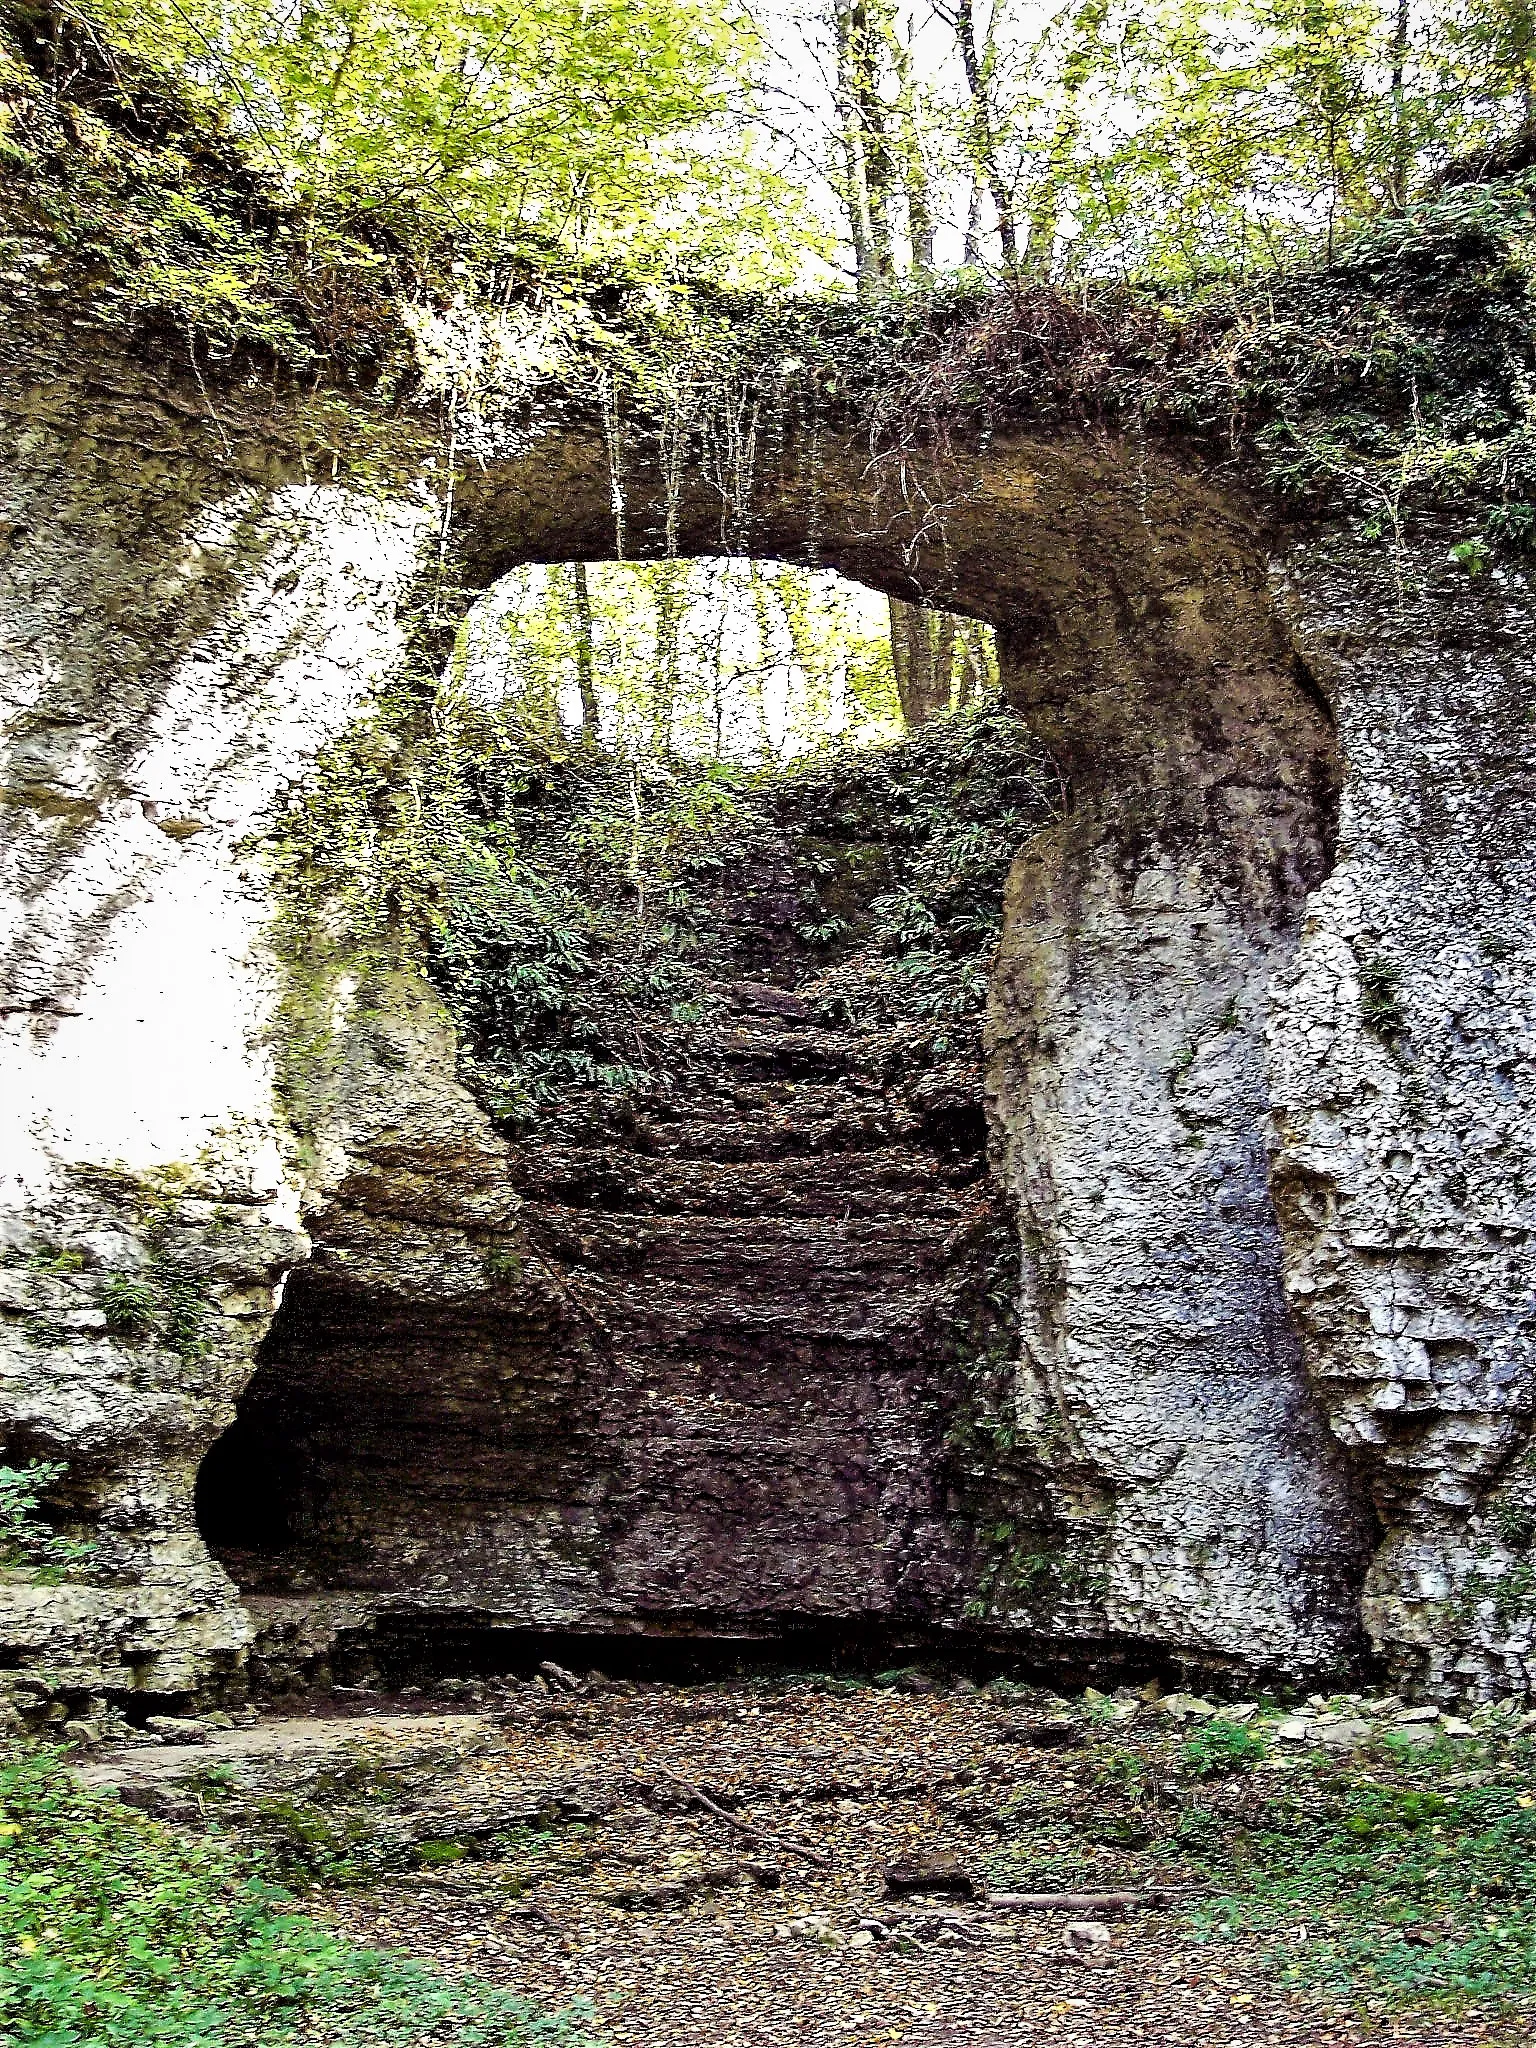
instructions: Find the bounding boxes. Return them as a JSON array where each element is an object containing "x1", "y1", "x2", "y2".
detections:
[
  {"x1": 195, "y1": 554, "x2": 1054, "y2": 1673},
  {"x1": 454, "y1": 557, "x2": 999, "y2": 761},
  {"x1": 197, "y1": 432, "x2": 1377, "y2": 1689}
]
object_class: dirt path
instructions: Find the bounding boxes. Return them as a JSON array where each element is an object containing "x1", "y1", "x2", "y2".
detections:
[{"x1": 86, "y1": 1681, "x2": 1526, "y2": 2047}]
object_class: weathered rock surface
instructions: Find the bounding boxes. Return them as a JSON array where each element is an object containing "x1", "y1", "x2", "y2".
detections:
[
  {"x1": 199, "y1": 973, "x2": 1021, "y2": 1666},
  {"x1": 1270, "y1": 531, "x2": 1536, "y2": 1699},
  {"x1": 0, "y1": 324, "x2": 431, "y2": 1712},
  {"x1": 2, "y1": 290, "x2": 1532, "y2": 1711},
  {"x1": 985, "y1": 511, "x2": 1377, "y2": 1678}
]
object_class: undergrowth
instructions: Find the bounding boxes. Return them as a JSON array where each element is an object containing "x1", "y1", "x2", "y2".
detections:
[
  {"x1": 985, "y1": 1711, "x2": 1536, "y2": 2015},
  {"x1": 0, "y1": 1745, "x2": 594, "y2": 2047},
  {"x1": 429, "y1": 697, "x2": 1055, "y2": 1127},
  {"x1": 264, "y1": 677, "x2": 1055, "y2": 1137},
  {"x1": 1196, "y1": 1740, "x2": 1536, "y2": 2009},
  {"x1": 0, "y1": 1463, "x2": 92, "y2": 1582}
]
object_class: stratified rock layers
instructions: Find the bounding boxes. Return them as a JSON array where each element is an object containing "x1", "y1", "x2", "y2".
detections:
[
  {"x1": 1269, "y1": 533, "x2": 1536, "y2": 1700},
  {"x1": 200, "y1": 995, "x2": 1013, "y2": 1651},
  {"x1": 1, "y1": 299, "x2": 1530, "y2": 1707}
]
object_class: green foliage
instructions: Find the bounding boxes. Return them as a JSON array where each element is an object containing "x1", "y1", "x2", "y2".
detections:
[
  {"x1": 1492, "y1": 1490, "x2": 1536, "y2": 1552},
  {"x1": 0, "y1": 1745, "x2": 595, "y2": 2046},
  {"x1": 1456, "y1": 1558, "x2": 1536, "y2": 1624},
  {"x1": 157, "y1": 1270, "x2": 214, "y2": 1362},
  {"x1": 102, "y1": 1274, "x2": 159, "y2": 1336},
  {"x1": 25, "y1": 1247, "x2": 84, "y2": 1275},
  {"x1": 264, "y1": 643, "x2": 1042, "y2": 1141},
  {"x1": 428, "y1": 749, "x2": 711, "y2": 1123},
  {"x1": 1359, "y1": 951, "x2": 1408, "y2": 1038},
  {"x1": 1198, "y1": 1748, "x2": 1536, "y2": 2007},
  {"x1": 14, "y1": 0, "x2": 1536, "y2": 561},
  {"x1": 66, "y1": 0, "x2": 803, "y2": 288},
  {"x1": 0, "y1": 1464, "x2": 93, "y2": 1577},
  {"x1": 413, "y1": 1838, "x2": 468, "y2": 1867},
  {"x1": 426, "y1": 696, "x2": 1053, "y2": 1122},
  {"x1": 774, "y1": 702, "x2": 1053, "y2": 1035},
  {"x1": 1180, "y1": 1720, "x2": 1268, "y2": 1778},
  {"x1": 0, "y1": 11, "x2": 336, "y2": 360},
  {"x1": 980, "y1": 1705, "x2": 1536, "y2": 2013},
  {"x1": 102, "y1": 1269, "x2": 213, "y2": 1360},
  {"x1": 243, "y1": 1781, "x2": 434, "y2": 1888},
  {"x1": 63, "y1": 0, "x2": 1536, "y2": 296},
  {"x1": 460, "y1": 558, "x2": 924, "y2": 762}
]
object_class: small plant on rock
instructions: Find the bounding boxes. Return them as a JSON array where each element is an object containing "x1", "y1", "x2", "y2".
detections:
[
  {"x1": 1358, "y1": 954, "x2": 1407, "y2": 1041},
  {"x1": 1180, "y1": 1719, "x2": 1267, "y2": 1777},
  {"x1": 101, "y1": 1273, "x2": 158, "y2": 1336},
  {"x1": 0, "y1": 1463, "x2": 93, "y2": 1579}
]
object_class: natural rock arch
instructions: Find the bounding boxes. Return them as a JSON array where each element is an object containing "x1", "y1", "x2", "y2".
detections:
[
  {"x1": 443, "y1": 423, "x2": 1378, "y2": 1672},
  {"x1": 193, "y1": 420, "x2": 1370, "y2": 1690},
  {"x1": 2, "y1": 328, "x2": 1533, "y2": 1714},
  {"x1": 454, "y1": 421, "x2": 1536, "y2": 1703}
]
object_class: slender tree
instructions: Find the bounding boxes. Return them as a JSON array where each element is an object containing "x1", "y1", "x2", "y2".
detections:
[
  {"x1": 939, "y1": 0, "x2": 1019, "y2": 264},
  {"x1": 882, "y1": 4, "x2": 937, "y2": 271},
  {"x1": 832, "y1": 0, "x2": 898, "y2": 291},
  {"x1": 571, "y1": 563, "x2": 600, "y2": 744}
]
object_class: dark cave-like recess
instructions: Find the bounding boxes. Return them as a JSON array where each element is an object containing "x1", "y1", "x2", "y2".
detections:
[{"x1": 193, "y1": 988, "x2": 1039, "y2": 1643}]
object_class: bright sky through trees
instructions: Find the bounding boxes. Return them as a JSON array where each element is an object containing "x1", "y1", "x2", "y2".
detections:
[
  {"x1": 74, "y1": 0, "x2": 1536, "y2": 289},
  {"x1": 65, "y1": 0, "x2": 1536, "y2": 756},
  {"x1": 751, "y1": 0, "x2": 1536, "y2": 286},
  {"x1": 456, "y1": 562, "x2": 999, "y2": 761}
]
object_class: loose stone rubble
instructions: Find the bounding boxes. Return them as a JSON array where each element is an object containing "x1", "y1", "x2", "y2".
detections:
[{"x1": 73, "y1": 1674, "x2": 1534, "y2": 2047}]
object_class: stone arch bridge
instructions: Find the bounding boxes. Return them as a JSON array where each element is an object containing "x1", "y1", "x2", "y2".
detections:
[{"x1": 1, "y1": 311, "x2": 1531, "y2": 1720}]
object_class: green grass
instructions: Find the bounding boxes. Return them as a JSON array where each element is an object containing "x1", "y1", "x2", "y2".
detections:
[
  {"x1": 982, "y1": 1709, "x2": 1536, "y2": 2017},
  {"x1": 0, "y1": 1746, "x2": 595, "y2": 2046},
  {"x1": 1193, "y1": 1739, "x2": 1536, "y2": 2010}
]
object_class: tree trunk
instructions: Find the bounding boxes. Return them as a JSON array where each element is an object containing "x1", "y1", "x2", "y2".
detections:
[
  {"x1": 951, "y1": 0, "x2": 1018, "y2": 264},
  {"x1": 572, "y1": 562, "x2": 599, "y2": 742},
  {"x1": 933, "y1": 610, "x2": 958, "y2": 710},
  {"x1": 884, "y1": 11, "x2": 936, "y2": 273},
  {"x1": 835, "y1": 0, "x2": 896, "y2": 292},
  {"x1": 748, "y1": 563, "x2": 779, "y2": 760},
  {"x1": 888, "y1": 595, "x2": 912, "y2": 728},
  {"x1": 962, "y1": 172, "x2": 984, "y2": 264},
  {"x1": 850, "y1": 1, "x2": 896, "y2": 276},
  {"x1": 1386, "y1": 0, "x2": 1411, "y2": 211},
  {"x1": 651, "y1": 564, "x2": 684, "y2": 755},
  {"x1": 889, "y1": 598, "x2": 951, "y2": 726}
]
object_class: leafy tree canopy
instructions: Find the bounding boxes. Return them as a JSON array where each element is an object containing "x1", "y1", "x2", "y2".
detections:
[
  {"x1": 62, "y1": 0, "x2": 810, "y2": 285},
  {"x1": 35, "y1": 0, "x2": 1536, "y2": 300}
]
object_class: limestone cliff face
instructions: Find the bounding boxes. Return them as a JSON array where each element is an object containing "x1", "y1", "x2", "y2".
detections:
[
  {"x1": 1269, "y1": 533, "x2": 1536, "y2": 1700},
  {"x1": 985, "y1": 543, "x2": 1376, "y2": 1680},
  {"x1": 0, "y1": 326, "x2": 432, "y2": 1713},
  {"x1": 2, "y1": 301, "x2": 1532, "y2": 1719}
]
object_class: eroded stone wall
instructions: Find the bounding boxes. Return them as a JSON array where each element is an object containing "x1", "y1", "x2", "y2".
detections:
[
  {"x1": 0, "y1": 330, "x2": 433, "y2": 1713},
  {"x1": 1269, "y1": 531, "x2": 1536, "y2": 1700},
  {"x1": 2, "y1": 310, "x2": 1531, "y2": 1711},
  {"x1": 198, "y1": 974, "x2": 1018, "y2": 1662},
  {"x1": 985, "y1": 537, "x2": 1377, "y2": 1680}
]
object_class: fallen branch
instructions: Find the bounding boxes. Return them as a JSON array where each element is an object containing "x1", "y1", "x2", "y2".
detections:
[
  {"x1": 871, "y1": 1905, "x2": 985, "y2": 1927},
  {"x1": 985, "y1": 1888, "x2": 1168, "y2": 1914},
  {"x1": 652, "y1": 1766, "x2": 831, "y2": 1868}
]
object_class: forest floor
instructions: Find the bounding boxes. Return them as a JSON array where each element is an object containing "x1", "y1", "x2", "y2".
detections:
[{"x1": 82, "y1": 1673, "x2": 1535, "y2": 2048}]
